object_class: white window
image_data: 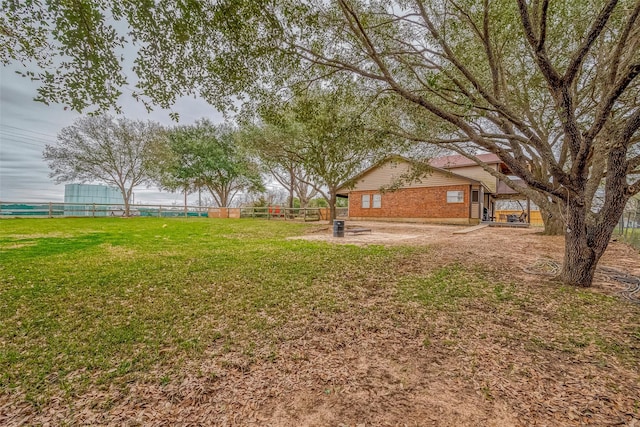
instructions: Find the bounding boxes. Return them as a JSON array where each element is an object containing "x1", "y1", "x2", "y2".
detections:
[
  {"x1": 447, "y1": 190, "x2": 464, "y2": 203},
  {"x1": 373, "y1": 194, "x2": 382, "y2": 208},
  {"x1": 362, "y1": 194, "x2": 370, "y2": 208}
]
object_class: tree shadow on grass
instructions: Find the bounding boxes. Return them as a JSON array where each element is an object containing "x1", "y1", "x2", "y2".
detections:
[{"x1": 0, "y1": 233, "x2": 108, "y2": 259}]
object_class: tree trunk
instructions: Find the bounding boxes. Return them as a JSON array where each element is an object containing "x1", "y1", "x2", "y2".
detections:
[
  {"x1": 123, "y1": 198, "x2": 130, "y2": 217},
  {"x1": 540, "y1": 205, "x2": 565, "y2": 236},
  {"x1": 216, "y1": 187, "x2": 228, "y2": 208},
  {"x1": 559, "y1": 231, "x2": 599, "y2": 287},
  {"x1": 288, "y1": 172, "x2": 295, "y2": 209},
  {"x1": 525, "y1": 192, "x2": 565, "y2": 235},
  {"x1": 558, "y1": 199, "x2": 608, "y2": 287},
  {"x1": 184, "y1": 188, "x2": 188, "y2": 216},
  {"x1": 121, "y1": 187, "x2": 131, "y2": 217},
  {"x1": 329, "y1": 191, "x2": 337, "y2": 221},
  {"x1": 204, "y1": 185, "x2": 222, "y2": 207},
  {"x1": 299, "y1": 193, "x2": 310, "y2": 209},
  {"x1": 288, "y1": 188, "x2": 295, "y2": 209},
  {"x1": 618, "y1": 214, "x2": 625, "y2": 236},
  {"x1": 559, "y1": 145, "x2": 634, "y2": 287}
]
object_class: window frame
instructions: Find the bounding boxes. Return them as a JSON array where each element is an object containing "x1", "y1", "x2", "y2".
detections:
[
  {"x1": 372, "y1": 194, "x2": 381, "y2": 208},
  {"x1": 361, "y1": 194, "x2": 371, "y2": 209},
  {"x1": 446, "y1": 190, "x2": 465, "y2": 203}
]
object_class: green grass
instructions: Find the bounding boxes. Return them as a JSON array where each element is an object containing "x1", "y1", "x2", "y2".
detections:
[
  {"x1": 397, "y1": 263, "x2": 640, "y2": 364},
  {"x1": 398, "y1": 264, "x2": 488, "y2": 309},
  {"x1": 1, "y1": 217, "x2": 639, "y2": 412},
  {"x1": 0, "y1": 218, "x2": 395, "y2": 404},
  {"x1": 614, "y1": 227, "x2": 640, "y2": 249}
]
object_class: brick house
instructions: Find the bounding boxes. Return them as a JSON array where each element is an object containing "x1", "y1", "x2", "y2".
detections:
[{"x1": 337, "y1": 154, "x2": 525, "y2": 225}]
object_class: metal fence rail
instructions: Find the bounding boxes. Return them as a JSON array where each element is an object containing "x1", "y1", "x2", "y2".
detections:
[{"x1": 0, "y1": 202, "x2": 209, "y2": 218}]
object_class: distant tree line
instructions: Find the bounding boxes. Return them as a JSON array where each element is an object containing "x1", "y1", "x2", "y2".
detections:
[{"x1": 44, "y1": 87, "x2": 404, "y2": 218}]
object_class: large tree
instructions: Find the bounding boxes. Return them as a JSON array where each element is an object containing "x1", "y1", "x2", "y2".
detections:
[
  {"x1": 239, "y1": 122, "x2": 319, "y2": 209},
  {"x1": 159, "y1": 120, "x2": 264, "y2": 208},
  {"x1": 5, "y1": 0, "x2": 640, "y2": 286},
  {"x1": 278, "y1": 0, "x2": 640, "y2": 287},
  {"x1": 43, "y1": 115, "x2": 163, "y2": 216},
  {"x1": 367, "y1": 94, "x2": 568, "y2": 234},
  {"x1": 258, "y1": 87, "x2": 398, "y2": 220}
]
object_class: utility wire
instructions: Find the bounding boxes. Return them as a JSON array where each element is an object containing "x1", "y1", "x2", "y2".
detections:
[
  {"x1": 0, "y1": 136, "x2": 45, "y2": 149},
  {"x1": 0, "y1": 130, "x2": 55, "y2": 145},
  {"x1": 0, "y1": 124, "x2": 58, "y2": 139}
]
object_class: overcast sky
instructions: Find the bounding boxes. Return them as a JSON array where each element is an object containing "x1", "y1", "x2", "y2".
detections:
[{"x1": 0, "y1": 64, "x2": 227, "y2": 205}]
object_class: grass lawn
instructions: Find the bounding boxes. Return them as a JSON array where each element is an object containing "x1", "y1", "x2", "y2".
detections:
[
  {"x1": 1, "y1": 218, "x2": 639, "y2": 425},
  {"x1": 615, "y1": 227, "x2": 640, "y2": 250}
]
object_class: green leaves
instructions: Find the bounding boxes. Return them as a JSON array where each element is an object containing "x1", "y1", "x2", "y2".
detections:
[
  {"x1": 3, "y1": 0, "x2": 129, "y2": 113},
  {"x1": 43, "y1": 115, "x2": 164, "y2": 212},
  {"x1": 156, "y1": 120, "x2": 264, "y2": 206},
  {"x1": 257, "y1": 85, "x2": 401, "y2": 195}
]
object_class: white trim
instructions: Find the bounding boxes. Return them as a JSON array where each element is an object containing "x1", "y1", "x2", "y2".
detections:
[
  {"x1": 372, "y1": 194, "x2": 381, "y2": 208},
  {"x1": 446, "y1": 190, "x2": 464, "y2": 203}
]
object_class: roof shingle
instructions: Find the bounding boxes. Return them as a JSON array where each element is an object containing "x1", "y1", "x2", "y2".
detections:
[{"x1": 429, "y1": 153, "x2": 501, "y2": 169}]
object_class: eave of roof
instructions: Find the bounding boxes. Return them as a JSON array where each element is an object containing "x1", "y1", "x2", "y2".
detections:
[
  {"x1": 429, "y1": 153, "x2": 501, "y2": 169},
  {"x1": 336, "y1": 155, "x2": 487, "y2": 195}
]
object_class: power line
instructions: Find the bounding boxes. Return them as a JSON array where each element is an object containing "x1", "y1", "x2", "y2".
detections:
[
  {"x1": 0, "y1": 134, "x2": 52, "y2": 148},
  {"x1": 0, "y1": 130, "x2": 55, "y2": 145},
  {"x1": 0, "y1": 124, "x2": 58, "y2": 139},
  {"x1": 0, "y1": 136, "x2": 45, "y2": 149}
]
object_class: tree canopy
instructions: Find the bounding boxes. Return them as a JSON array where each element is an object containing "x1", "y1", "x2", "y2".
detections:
[
  {"x1": 240, "y1": 121, "x2": 319, "y2": 209},
  {"x1": 157, "y1": 120, "x2": 264, "y2": 208},
  {"x1": 251, "y1": 86, "x2": 401, "y2": 220},
  {"x1": 43, "y1": 115, "x2": 163, "y2": 215}
]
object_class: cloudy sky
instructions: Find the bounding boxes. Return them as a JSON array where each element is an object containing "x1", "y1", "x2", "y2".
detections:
[{"x1": 0, "y1": 64, "x2": 226, "y2": 205}]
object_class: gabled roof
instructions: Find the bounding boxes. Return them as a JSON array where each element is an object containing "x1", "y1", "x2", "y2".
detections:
[
  {"x1": 429, "y1": 153, "x2": 501, "y2": 169},
  {"x1": 336, "y1": 155, "x2": 488, "y2": 195}
]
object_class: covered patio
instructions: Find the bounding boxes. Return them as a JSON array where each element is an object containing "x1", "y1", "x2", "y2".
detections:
[{"x1": 482, "y1": 179, "x2": 532, "y2": 228}]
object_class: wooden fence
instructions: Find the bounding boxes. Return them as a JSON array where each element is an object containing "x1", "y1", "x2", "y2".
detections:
[
  {"x1": 235, "y1": 207, "x2": 325, "y2": 221},
  {"x1": 0, "y1": 202, "x2": 334, "y2": 222}
]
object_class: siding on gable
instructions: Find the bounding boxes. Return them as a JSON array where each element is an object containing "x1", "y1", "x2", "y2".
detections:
[
  {"x1": 448, "y1": 164, "x2": 497, "y2": 193},
  {"x1": 350, "y1": 160, "x2": 470, "y2": 192}
]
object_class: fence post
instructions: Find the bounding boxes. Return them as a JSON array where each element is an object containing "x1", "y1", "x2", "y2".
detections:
[
  {"x1": 48, "y1": 202, "x2": 53, "y2": 218},
  {"x1": 92, "y1": 203, "x2": 96, "y2": 217},
  {"x1": 159, "y1": 205, "x2": 162, "y2": 218}
]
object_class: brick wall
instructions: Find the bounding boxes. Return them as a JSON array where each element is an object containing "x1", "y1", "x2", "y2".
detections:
[
  {"x1": 207, "y1": 208, "x2": 223, "y2": 218},
  {"x1": 349, "y1": 185, "x2": 471, "y2": 220}
]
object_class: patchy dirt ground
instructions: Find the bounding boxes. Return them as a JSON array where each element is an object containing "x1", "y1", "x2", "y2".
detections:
[
  {"x1": 294, "y1": 221, "x2": 640, "y2": 298},
  {"x1": 3, "y1": 222, "x2": 640, "y2": 426}
]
